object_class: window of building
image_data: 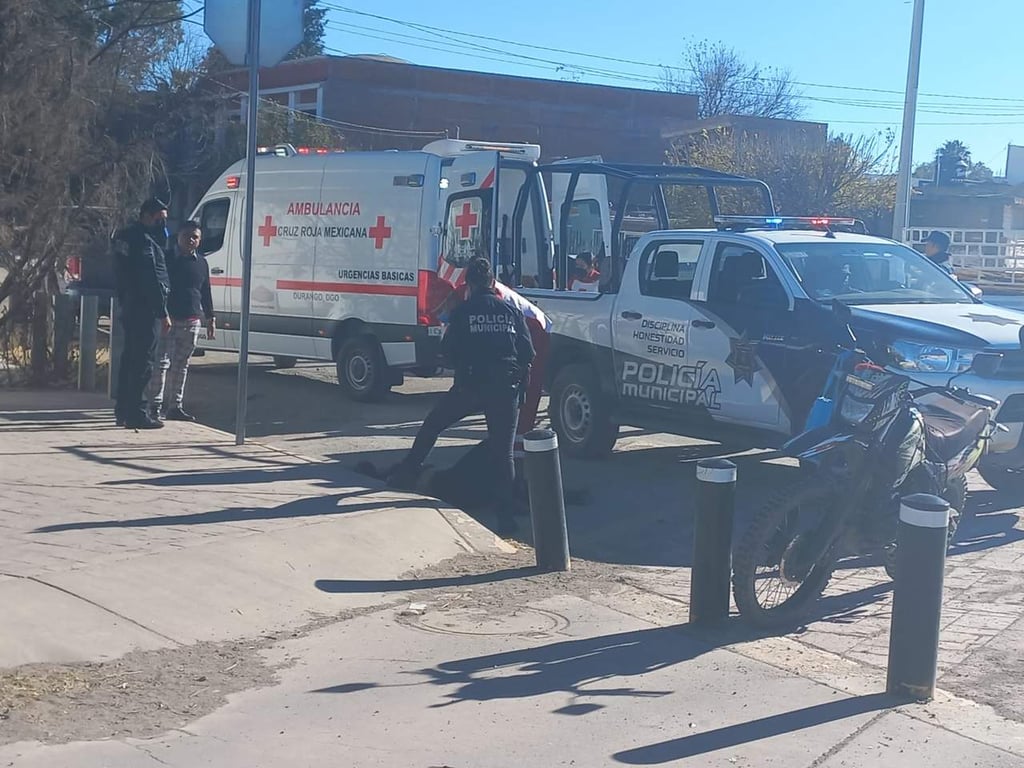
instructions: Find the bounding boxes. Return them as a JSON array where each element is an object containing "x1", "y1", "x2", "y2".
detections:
[{"x1": 237, "y1": 83, "x2": 324, "y2": 123}]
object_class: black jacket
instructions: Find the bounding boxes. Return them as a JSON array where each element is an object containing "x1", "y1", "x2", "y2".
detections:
[
  {"x1": 113, "y1": 222, "x2": 169, "y2": 318},
  {"x1": 442, "y1": 289, "x2": 535, "y2": 391},
  {"x1": 166, "y1": 247, "x2": 214, "y2": 321}
]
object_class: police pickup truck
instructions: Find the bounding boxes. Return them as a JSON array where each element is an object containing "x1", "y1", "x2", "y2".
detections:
[{"x1": 527, "y1": 215, "x2": 1024, "y2": 491}]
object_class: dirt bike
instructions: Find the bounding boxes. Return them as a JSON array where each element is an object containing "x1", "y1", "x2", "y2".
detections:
[{"x1": 731, "y1": 324, "x2": 1001, "y2": 629}]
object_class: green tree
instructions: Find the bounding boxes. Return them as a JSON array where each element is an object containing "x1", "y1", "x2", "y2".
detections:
[
  {"x1": 913, "y1": 140, "x2": 994, "y2": 183},
  {"x1": 662, "y1": 40, "x2": 804, "y2": 120},
  {"x1": 288, "y1": 0, "x2": 327, "y2": 60}
]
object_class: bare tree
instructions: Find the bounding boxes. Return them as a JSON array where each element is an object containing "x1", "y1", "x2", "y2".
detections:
[
  {"x1": 671, "y1": 127, "x2": 897, "y2": 230},
  {"x1": 663, "y1": 41, "x2": 805, "y2": 120}
]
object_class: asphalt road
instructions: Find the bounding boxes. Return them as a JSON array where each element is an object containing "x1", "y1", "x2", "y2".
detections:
[{"x1": 183, "y1": 352, "x2": 797, "y2": 568}]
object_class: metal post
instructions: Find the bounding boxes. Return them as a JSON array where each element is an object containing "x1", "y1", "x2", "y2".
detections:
[
  {"x1": 887, "y1": 493, "x2": 949, "y2": 702},
  {"x1": 523, "y1": 429, "x2": 570, "y2": 572},
  {"x1": 234, "y1": 0, "x2": 262, "y2": 446},
  {"x1": 78, "y1": 294, "x2": 98, "y2": 391},
  {"x1": 690, "y1": 459, "x2": 737, "y2": 626},
  {"x1": 892, "y1": 0, "x2": 926, "y2": 241},
  {"x1": 108, "y1": 297, "x2": 123, "y2": 400}
]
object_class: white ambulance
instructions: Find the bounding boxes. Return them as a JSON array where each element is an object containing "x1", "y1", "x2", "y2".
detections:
[{"x1": 190, "y1": 139, "x2": 551, "y2": 400}]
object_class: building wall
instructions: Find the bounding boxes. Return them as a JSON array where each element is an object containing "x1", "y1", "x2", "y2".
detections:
[{"x1": 214, "y1": 55, "x2": 700, "y2": 163}]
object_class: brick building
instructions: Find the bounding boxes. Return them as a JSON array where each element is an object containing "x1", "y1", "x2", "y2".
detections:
[{"x1": 209, "y1": 54, "x2": 700, "y2": 162}]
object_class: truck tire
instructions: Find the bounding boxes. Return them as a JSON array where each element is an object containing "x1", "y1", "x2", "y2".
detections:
[
  {"x1": 978, "y1": 458, "x2": 1024, "y2": 495},
  {"x1": 336, "y1": 335, "x2": 389, "y2": 402},
  {"x1": 549, "y1": 364, "x2": 618, "y2": 459},
  {"x1": 272, "y1": 355, "x2": 297, "y2": 370}
]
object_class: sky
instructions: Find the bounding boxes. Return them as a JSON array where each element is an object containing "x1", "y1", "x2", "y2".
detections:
[{"x1": 200, "y1": 0, "x2": 1024, "y2": 173}]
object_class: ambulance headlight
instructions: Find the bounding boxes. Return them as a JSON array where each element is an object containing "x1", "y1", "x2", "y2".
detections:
[{"x1": 891, "y1": 340, "x2": 976, "y2": 373}]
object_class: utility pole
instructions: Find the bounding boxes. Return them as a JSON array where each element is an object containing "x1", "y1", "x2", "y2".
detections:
[{"x1": 892, "y1": 0, "x2": 926, "y2": 241}]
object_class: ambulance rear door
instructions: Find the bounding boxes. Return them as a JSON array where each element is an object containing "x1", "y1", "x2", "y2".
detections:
[{"x1": 437, "y1": 151, "x2": 501, "y2": 290}]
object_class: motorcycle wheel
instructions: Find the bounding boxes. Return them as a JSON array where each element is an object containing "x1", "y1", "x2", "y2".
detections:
[{"x1": 732, "y1": 479, "x2": 838, "y2": 629}]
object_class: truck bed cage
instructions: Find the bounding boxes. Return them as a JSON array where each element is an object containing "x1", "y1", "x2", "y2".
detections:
[{"x1": 534, "y1": 161, "x2": 776, "y2": 291}]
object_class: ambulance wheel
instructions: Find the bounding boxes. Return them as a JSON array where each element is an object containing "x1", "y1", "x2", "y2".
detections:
[
  {"x1": 550, "y1": 364, "x2": 618, "y2": 459},
  {"x1": 337, "y1": 336, "x2": 389, "y2": 402},
  {"x1": 272, "y1": 355, "x2": 297, "y2": 370}
]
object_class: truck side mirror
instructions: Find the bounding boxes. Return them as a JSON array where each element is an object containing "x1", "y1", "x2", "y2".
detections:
[{"x1": 965, "y1": 283, "x2": 983, "y2": 299}]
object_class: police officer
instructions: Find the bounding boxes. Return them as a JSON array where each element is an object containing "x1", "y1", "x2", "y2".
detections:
[
  {"x1": 387, "y1": 258, "x2": 534, "y2": 535},
  {"x1": 113, "y1": 198, "x2": 171, "y2": 429}
]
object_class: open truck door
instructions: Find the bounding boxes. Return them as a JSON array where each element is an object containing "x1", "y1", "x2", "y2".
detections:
[{"x1": 549, "y1": 157, "x2": 612, "y2": 290}]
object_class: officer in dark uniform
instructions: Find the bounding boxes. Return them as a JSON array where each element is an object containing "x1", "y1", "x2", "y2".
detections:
[
  {"x1": 113, "y1": 198, "x2": 171, "y2": 429},
  {"x1": 387, "y1": 258, "x2": 534, "y2": 535}
]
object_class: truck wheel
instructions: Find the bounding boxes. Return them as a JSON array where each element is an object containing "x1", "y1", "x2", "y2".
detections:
[
  {"x1": 550, "y1": 364, "x2": 618, "y2": 459},
  {"x1": 977, "y1": 459, "x2": 1024, "y2": 494},
  {"x1": 272, "y1": 355, "x2": 297, "y2": 370},
  {"x1": 336, "y1": 335, "x2": 389, "y2": 402}
]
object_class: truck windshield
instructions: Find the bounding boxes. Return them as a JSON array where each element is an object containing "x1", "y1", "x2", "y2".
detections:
[{"x1": 775, "y1": 241, "x2": 974, "y2": 305}]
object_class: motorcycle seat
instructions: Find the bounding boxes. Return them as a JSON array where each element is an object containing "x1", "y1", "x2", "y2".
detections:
[{"x1": 918, "y1": 401, "x2": 989, "y2": 462}]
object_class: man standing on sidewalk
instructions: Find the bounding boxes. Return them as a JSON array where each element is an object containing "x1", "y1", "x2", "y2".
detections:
[
  {"x1": 148, "y1": 221, "x2": 215, "y2": 422},
  {"x1": 113, "y1": 198, "x2": 171, "y2": 429}
]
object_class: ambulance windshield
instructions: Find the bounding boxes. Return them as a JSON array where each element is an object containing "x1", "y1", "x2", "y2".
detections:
[{"x1": 776, "y1": 241, "x2": 973, "y2": 305}]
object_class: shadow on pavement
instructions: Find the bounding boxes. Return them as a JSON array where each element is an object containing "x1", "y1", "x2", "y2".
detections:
[
  {"x1": 314, "y1": 566, "x2": 537, "y2": 594},
  {"x1": 612, "y1": 692, "x2": 894, "y2": 764},
  {"x1": 33, "y1": 487, "x2": 418, "y2": 533}
]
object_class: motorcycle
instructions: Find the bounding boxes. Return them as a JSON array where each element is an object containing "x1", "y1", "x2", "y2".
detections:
[{"x1": 731, "y1": 319, "x2": 1002, "y2": 629}]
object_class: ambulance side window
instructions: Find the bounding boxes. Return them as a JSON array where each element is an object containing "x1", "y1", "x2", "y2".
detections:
[
  {"x1": 198, "y1": 198, "x2": 230, "y2": 254},
  {"x1": 442, "y1": 191, "x2": 493, "y2": 269},
  {"x1": 639, "y1": 240, "x2": 703, "y2": 300},
  {"x1": 707, "y1": 242, "x2": 788, "y2": 309}
]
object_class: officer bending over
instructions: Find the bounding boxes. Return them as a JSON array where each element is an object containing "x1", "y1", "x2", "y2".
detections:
[{"x1": 387, "y1": 258, "x2": 535, "y2": 535}]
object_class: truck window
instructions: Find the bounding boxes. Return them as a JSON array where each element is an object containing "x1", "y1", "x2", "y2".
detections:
[
  {"x1": 639, "y1": 241, "x2": 703, "y2": 300},
  {"x1": 441, "y1": 191, "x2": 493, "y2": 269},
  {"x1": 708, "y1": 242, "x2": 788, "y2": 309},
  {"x1": 198, "y1": 198, "x2": 230, "y2": 254}
]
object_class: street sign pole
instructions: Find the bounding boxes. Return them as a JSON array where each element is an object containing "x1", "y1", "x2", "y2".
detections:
[
  {"x1": 892, "y1": 0, "x2": 926, "y2": 242},
  {"x1": 235, "y1": 0, "x2": 262, "y2": 446}
]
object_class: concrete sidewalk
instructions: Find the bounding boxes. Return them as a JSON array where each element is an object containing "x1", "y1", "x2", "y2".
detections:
[
  {"x1": 0, "y1": 389, "x2": 510, "y2": 668},
  {"x1": 4, "y1": 389, "x2": 1024, "y2": 766}
]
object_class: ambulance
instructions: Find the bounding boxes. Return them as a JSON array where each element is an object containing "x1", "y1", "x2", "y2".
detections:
[{"x1": 190, "y1": 139, "x2": 550, "y2": 400}]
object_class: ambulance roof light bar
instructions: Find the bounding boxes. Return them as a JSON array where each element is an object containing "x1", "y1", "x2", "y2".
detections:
[
  {"x1": 421, "y1": 138, "x2": 542, "y2": 162},
  {"x1": 714, "y1": 215, "x2": 861, "y2": 232}
]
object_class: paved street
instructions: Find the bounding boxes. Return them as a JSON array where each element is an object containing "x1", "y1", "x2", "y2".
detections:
[
  {"x1": 4, "y1": 360, "x2": 1024, "y2": 765},
  {"x1": 180, "y1": 351, "x2": 1024, "y2": 721}
]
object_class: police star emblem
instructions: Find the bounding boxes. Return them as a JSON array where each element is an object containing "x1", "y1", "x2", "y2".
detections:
[
  {"x1": 726, "y1": 334, "x2": 761, "y2": 386},
  {"x1": 963, "y1": 313, "x2": 1020, "y2": 327}
]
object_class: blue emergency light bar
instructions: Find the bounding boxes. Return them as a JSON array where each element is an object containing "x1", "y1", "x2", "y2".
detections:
[{"x1": 714, "y1": 215, "x2": 862, "y2": 232}]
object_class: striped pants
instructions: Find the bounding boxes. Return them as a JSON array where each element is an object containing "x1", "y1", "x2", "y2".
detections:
[{"x1": 148, "y1": 318, "x2": 201, "y2": 411}]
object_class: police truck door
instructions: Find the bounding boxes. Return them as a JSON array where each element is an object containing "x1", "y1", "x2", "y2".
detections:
[
  {"x1": 611, "y1": 238, "x2": 712, "y2": 416},
  {"x1": 437, "y1": 153, "x2": 501, "y2": 289}
]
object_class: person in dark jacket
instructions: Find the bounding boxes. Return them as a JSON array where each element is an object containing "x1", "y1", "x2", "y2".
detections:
[
  {"x1": 113, "y1": 198, "x2": 170, "y2": 429},
  {"x1": 147, "y1": 220, "x2": 215, "y2": 422},
  {"x1": 387, "y1": 258, "x2": 535, "y2": 535},
  {"x1": 924, "y1": 230, "x2": 955, "y2": 274}
]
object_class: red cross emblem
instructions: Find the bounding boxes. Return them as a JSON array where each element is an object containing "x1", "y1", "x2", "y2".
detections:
[
  {"x1": 454, "y1": 201, "x2": 479, "y2": 240},
  {"x1": 368, "y1": 215, "x2": 392, "y2": 249},
  {"x1": 257, "y1": 215, "x2": 277, "y2": 247}
]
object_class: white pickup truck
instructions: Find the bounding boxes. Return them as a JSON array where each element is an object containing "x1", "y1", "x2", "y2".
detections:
[{"x1": 521, "y1": 216, "x2": 1024, "y2": 492}]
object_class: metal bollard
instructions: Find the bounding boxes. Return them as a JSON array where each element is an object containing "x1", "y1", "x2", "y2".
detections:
[
  {"x1": 886, "y1": 493, "x2": 949, "y2": 702},
  {"x1": 107, "y1": 298, "x2": 124, "y2": 400},
  {"x1": 78, "y1": 294, "x2": 98, "y2": 391},
  {"x1": 689, "y1": 458, "x2": 737, "y2": 626},
  {"x1": 523, "y1": 429, "x2": 570, "y2": 572}
]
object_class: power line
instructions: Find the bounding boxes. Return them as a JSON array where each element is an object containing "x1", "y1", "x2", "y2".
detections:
[{"x1": 323, "y1": 3, "x2": 1024, "y2": 106}]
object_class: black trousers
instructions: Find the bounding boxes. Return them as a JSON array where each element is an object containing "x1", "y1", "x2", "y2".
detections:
[
  {"x1": 401, "y1": 385, "x2": 520, "y2": 524},
  {"x1": 116, "y1": 314, "x2": 159, "y2": 421}
]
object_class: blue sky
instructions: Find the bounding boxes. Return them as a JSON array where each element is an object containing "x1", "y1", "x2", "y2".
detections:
[{"x1": 202, "y1": 0, "x2": 1023, "y2": 172}]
